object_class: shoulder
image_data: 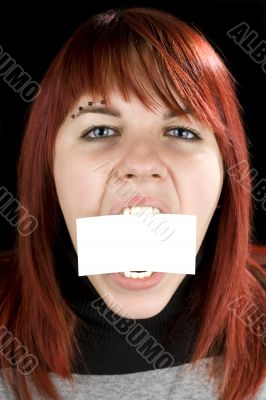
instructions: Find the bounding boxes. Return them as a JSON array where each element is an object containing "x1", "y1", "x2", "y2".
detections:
[
  {"x1": 0, "y1": 368, "x2": 16, "y2": 399},
  {"x1": 251, "y1": 244, "x2": 266, "y2": 267}
]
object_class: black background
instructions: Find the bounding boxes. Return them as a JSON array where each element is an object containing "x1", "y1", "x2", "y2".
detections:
[{"x1": 0, "y1": 0, "x2": 265, "y2": 250}]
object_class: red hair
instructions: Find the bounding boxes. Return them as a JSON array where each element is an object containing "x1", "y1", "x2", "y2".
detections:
[{"x1": 1, "y1": 7, "x2": 266, "y2": 400}]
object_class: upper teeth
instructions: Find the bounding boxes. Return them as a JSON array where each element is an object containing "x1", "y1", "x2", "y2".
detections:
[{"x1": 120, "y1": 206, "x2": 161, "y2": 215}]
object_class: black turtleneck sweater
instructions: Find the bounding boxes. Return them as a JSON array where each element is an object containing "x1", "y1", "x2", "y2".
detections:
[
  {"x1": 54, "y1": 221, "x2": 214, "y2": 376},
  {"x1": 2, "y1": 215, "x2": 266, "y2": 399}
]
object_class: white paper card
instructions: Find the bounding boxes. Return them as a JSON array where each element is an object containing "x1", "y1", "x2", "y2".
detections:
[{"x1": 76, "y1": 214, "x2": 196, "y2": 275}]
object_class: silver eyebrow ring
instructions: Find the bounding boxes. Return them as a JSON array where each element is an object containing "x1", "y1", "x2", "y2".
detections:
[{"x1": 71, "y1": 99, "x2": 106, "y2": 119}]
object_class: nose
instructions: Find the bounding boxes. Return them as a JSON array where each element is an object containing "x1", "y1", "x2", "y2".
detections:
[{"x1": 116, "y1": 140, "x2": 168, "y2": 183}]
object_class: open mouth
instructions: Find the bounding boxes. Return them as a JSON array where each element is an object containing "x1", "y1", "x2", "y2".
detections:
[{"x1": 109, "y1": 271, "x2": 166, "y2": 290}]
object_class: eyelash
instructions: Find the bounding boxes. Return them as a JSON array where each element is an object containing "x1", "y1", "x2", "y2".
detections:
[{"x1": 80, "y1": 125, "x2": 202, "y2": 142}]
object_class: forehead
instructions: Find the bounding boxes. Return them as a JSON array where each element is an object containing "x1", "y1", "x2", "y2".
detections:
[{"x1": 70, "y1": 88, "x2": 188, "y2": 118}]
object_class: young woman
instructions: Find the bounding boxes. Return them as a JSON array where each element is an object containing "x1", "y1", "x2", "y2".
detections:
[{"x1": 0, "y1": 7, "x2": 266, "y2": 400}]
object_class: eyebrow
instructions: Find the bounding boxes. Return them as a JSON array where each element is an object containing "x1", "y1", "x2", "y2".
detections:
[
  {"x1": 163, "y1": 110, "x2": 190, "y2": 119},
  {"x1": 72, "y1": 106, "x2": 190, "y2": 119}
]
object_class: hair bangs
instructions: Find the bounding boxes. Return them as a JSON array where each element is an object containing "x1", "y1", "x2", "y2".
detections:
[
  {"x1": 57, "y1": 13, "x2": 229, "y2": 136},
  {"x1": 58, "y1": 24, "x2": 186, "y2": 117}
]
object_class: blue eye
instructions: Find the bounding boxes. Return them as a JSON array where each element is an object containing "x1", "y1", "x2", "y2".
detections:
[
  {"x1": 165, "y1": 126, "x2": 201, "y2": 140},
  {"x1": 82, "y1": 126, "x2": 116, "y2": 140}
]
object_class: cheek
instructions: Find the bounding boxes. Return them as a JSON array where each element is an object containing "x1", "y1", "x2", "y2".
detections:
[
  {"x1": 180, "y1": 149, "x2": 223, "y2": 203},
  {"x1": 174, "y1": 151, "x2": 223, "y2": 237},
  {"x1": 191, "y1": 164, "x2": 222, "y2": 206},
  {"x1": 53, "y1": 151, "x2": 105, "y2": 221}
]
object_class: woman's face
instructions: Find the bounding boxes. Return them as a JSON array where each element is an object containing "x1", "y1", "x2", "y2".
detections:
[{"x1": 53, "y1": 90, "x2": 224, "y2": 319}]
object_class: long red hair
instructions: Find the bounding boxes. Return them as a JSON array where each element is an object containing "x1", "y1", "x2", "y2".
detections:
[{"x1": 1, "y1": 7, "x2": 266, "y2": 400}]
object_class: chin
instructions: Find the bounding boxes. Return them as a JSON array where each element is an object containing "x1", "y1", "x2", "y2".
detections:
[{"x1": 105, "y1": 295, "x2": 168, "y2": 319}]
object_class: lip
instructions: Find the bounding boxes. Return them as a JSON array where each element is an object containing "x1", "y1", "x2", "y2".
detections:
[
  {"x1": 108, "y1": 272, "x2": 167, "y2": 290},
  {"x1": 110, "y1": 195, "x2": 172, "y2": 215}
]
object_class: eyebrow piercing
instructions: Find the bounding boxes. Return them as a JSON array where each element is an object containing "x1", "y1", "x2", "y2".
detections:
[{"x1": 70, "y1": 99, "x2": 105, "y2": 119}]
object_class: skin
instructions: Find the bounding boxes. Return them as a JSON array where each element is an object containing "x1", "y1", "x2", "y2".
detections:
[{"x1": 53, "y1": 90, "x2": 224, "y2": 319}]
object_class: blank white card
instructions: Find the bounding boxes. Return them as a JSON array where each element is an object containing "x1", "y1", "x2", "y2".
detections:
[{"x1": 76, "y1": 214, "x2": 196, "y2": 275}]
